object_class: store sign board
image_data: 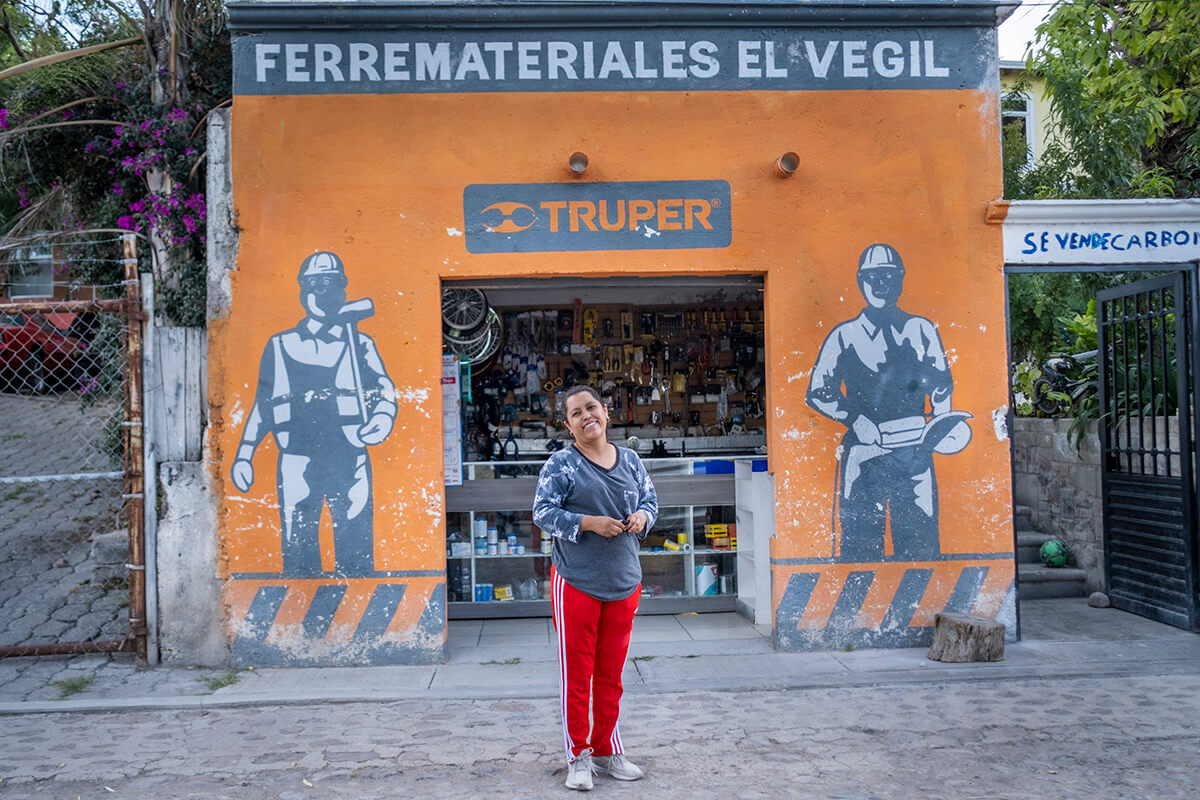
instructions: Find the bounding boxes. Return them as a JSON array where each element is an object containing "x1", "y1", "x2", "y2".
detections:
[
  {"x1": 233, "y1": 27, "x2": 991, "y2": 95},
  {"x1": 1004, "y1": 222, "x2": 1200, "y2": 265},
  {"x1": 463, "y1": 180, "x2": 732, "y2": 253}
]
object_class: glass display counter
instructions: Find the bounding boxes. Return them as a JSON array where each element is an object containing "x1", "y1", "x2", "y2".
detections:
[{"x1": 444, "y1": 457, "x2": 746, "y2": 617}]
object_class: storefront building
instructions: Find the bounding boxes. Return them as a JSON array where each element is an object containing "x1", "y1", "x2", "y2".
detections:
[{"x1": 215, "y1": 0, "x2": 1018, "y2": 666}]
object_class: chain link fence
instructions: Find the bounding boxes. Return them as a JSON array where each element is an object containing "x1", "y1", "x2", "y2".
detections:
[{"x1": 0, "y1": 235, "x2": 143, "y2": 657}]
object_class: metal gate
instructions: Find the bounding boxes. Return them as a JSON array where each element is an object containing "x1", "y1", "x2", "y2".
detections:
[
  {"x1": 1097, "y1": 271, "x2": 1199, "y2": 631},
  {"x1": 0, "y1": 235, "x2": 146, "y2": 659}
]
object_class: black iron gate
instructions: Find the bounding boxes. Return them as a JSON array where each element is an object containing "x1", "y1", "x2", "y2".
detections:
[{"x1": 1097, "y1": 271, "x2": 1199, "y2": 631}]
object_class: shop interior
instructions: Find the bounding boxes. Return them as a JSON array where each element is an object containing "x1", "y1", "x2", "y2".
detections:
[{"x1": 442, "y1": 276, "x2": 768, "y2": 618}]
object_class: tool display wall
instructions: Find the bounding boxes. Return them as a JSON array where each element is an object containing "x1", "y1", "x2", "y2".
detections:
[
  {"x1": 450, "y1": 293, "x2": 768, "y2": 464},
  {"x1": 442, "y1": 288, "x2": 765, "y2": 616}
]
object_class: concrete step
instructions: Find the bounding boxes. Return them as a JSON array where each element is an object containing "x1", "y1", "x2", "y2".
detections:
[
  {"x1": 1016, "y1": 530, "x2": 1053, "y2": 563},
  {"x1": 1018, "y1": 563, "x2": 1087, "y2": 599}
]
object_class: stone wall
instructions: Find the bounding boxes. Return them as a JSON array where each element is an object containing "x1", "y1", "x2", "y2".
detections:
[
  {"x1": 1012, "y1": 416, "x2": 1185, "y2": 595},
  {"x1": 1011, "y1": 418, "x2": 1103, "y2": 592}
]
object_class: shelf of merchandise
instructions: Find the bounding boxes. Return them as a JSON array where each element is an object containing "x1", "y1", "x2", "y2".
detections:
[{"x1": 445, "y1": 456, "x2": 744, "y2": 618}]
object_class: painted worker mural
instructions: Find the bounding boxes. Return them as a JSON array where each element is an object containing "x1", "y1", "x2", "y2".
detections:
[
  {"x1": 806, "y1": 243, "x2": 972, "y2": 562},
  {"x1": 230, "y1": 251, "x2": 397, "y2": 577}
]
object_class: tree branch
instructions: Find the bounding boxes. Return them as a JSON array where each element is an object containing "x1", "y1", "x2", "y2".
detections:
[
  {"x1": 186, "y1": 150, "x2": 206, "y2": 184},
  {"x1": 0, "y1": 228, "x2": 152, "y2": 251},
  {"x1": 0, "y1": 119, "x2": 130, "y2": 138},
  {"x1": 20, "y1": 97, "x2": 108, "y2": 128},
  {"x1": 188, "y1": 97, "x2": 231, "y2": 140},
  {"x1": 0, "y1": 9, "x2": 27, "y2": 60},
  {"x1": 93, "y1": 0, "x2": 154, "y2": 55}
]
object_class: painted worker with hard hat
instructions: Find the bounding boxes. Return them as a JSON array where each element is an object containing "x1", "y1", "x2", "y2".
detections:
[
  {"x1": 806, "y1": 243, "x2": 971, "y2": 562},
  {"x1": 230, "y1": 251, "x2": 397, "y2": 576}
]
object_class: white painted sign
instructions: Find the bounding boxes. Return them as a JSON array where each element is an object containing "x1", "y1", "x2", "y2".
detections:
[{"x1": 1002, "y1": 199, "x2": 1200, "y2": 265}]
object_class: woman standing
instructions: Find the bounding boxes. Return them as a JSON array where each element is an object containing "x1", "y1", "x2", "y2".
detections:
[{"x1": 533, "y1": 385, "x2": 658, "y2": 791}]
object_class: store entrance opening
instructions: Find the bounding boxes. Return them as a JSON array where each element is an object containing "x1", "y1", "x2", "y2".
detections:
[{"x1": 442, "y1": 275, "x2": 767, "y2": 618}]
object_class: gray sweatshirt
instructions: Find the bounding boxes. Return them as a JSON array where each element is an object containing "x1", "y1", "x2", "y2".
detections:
[{"x1": 532, "y1": 445, "x2": 658, "y2": 601}]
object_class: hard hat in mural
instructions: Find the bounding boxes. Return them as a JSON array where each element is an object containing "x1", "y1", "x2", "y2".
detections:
[
  {"x1": 298, "y1": 250, "x2": 346, "y2": 281},
  {"x1": 857, "y1": 243, "x2": 904, "y2": 273}
]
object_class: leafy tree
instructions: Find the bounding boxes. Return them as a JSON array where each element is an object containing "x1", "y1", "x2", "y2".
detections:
[
  {"x1": 1007, "y1": 271, "x2": 1131, "y2": 426},
  {"x1": 1002, "y1": 2, "x2": 1197, "y2": 427},
  {"x1": 0, "y1": 0, "x2": 230, "y2": 325},
  {"x1": 1008, "y1": 271, "x2": 1127, "y2": 363},
  {"x1": 1013, "y1": 0, "x2": 1200, "y2": 199}
]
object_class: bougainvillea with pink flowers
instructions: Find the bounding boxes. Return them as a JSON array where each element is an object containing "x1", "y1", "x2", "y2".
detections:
[{"x1": 0, "y1": 10, "x2": 230, "y2": 326}]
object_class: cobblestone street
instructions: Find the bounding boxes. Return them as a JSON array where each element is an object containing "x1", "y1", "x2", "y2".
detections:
[
  {"x1": 0, "y1": 394, "x2": 127, "y2": 652},
  {"x1": 1, "y1": 672, "x2": 1197, "y2": 799}
]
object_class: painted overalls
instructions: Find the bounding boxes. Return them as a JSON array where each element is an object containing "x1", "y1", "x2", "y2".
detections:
[
  {"x1": 235, "y1": 317, "x2": 396, "y2": 575},
  {"x1": 807, "y1": 307, "x2": 952, "y2": 561}
]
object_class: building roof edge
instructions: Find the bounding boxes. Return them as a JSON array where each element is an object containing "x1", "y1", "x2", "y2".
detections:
[{"x1": 227, "y1": 1, "x2": 1019, "y2": 32}]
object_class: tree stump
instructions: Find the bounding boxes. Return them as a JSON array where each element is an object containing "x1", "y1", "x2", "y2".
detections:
[{"x1": 926, "y1": 612, "x2": 1005, "y2": 663}]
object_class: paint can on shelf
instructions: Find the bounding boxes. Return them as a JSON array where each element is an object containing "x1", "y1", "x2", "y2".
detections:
[
  {"x1": 696, "y1": 563, "x2": 718, "y2": 596},
  {"x1": 541, "y1": 540, "x2": 553, "y2": 554},
  {"x1": 498, "y1": 540, "x2": 509, "y2": 555},
  {"x1": 474, "y1": 518, "x2": 488, "y2": 539},
  {"x1": 486, "y1": 526, "x2": 498, "y2": 544},
  {"x1": 487, "y1": 543, "x2": 498, "y2": 555}
]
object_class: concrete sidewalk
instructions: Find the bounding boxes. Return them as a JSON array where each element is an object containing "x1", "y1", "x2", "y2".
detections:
[{"x1": 1, "y1": 597, "x2": 1197, "y2": 715}]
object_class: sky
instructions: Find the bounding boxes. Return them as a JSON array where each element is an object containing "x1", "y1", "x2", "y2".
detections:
[{"x1": 998, "y1": 1, "x2": 1054, "y2": 62}]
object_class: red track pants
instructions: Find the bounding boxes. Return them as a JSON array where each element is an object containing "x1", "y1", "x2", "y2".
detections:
[{"x1": 551, "y1": 566, "x2": 640, "y2": 762}]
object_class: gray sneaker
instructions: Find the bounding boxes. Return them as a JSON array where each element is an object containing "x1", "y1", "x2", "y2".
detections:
[
  {"x1": 594, "y1": 754, "x2": 644, "y2": 781},
  {"x1": 565, "y1": 750, "x2": 594, "y2": 791}
]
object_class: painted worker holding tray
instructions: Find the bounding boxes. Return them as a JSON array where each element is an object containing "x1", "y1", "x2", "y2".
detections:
[
  {"x1": 533, "y1": 385, "x2": 658, "y2": 791},
  {"x1": 806, "y1": 243, "x2": 972, "y2": 562}
]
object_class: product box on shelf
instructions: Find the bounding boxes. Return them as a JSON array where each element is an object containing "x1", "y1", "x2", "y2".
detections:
[{"x1": 703, "y1": 523, "x2": 737, "y2": 549}]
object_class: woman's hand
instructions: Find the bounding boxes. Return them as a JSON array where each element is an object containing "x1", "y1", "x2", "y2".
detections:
[
  {"x1": 623, "y1": 511, "x2": 649, "y2": 535},
  {"x1": 582, "y1": 515, "x2": 627, "y2": 538}
]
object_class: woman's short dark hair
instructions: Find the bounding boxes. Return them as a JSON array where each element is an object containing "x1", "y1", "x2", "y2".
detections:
[{"x1": 564, "y1": 385, "x2": 602, "y2": 405}]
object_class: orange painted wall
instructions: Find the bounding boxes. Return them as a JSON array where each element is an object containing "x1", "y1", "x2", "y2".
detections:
[{"x1": 213, "y1": 87, "x2": 1011, "y2": 658}]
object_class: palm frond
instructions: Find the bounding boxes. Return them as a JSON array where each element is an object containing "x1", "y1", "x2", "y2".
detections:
[
  {"x1": 0, "y1": 184, "x2": 75, "y2": 248},
  {"x1": 0, "y1": 36, "x2": 139, "y2": 81}
]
